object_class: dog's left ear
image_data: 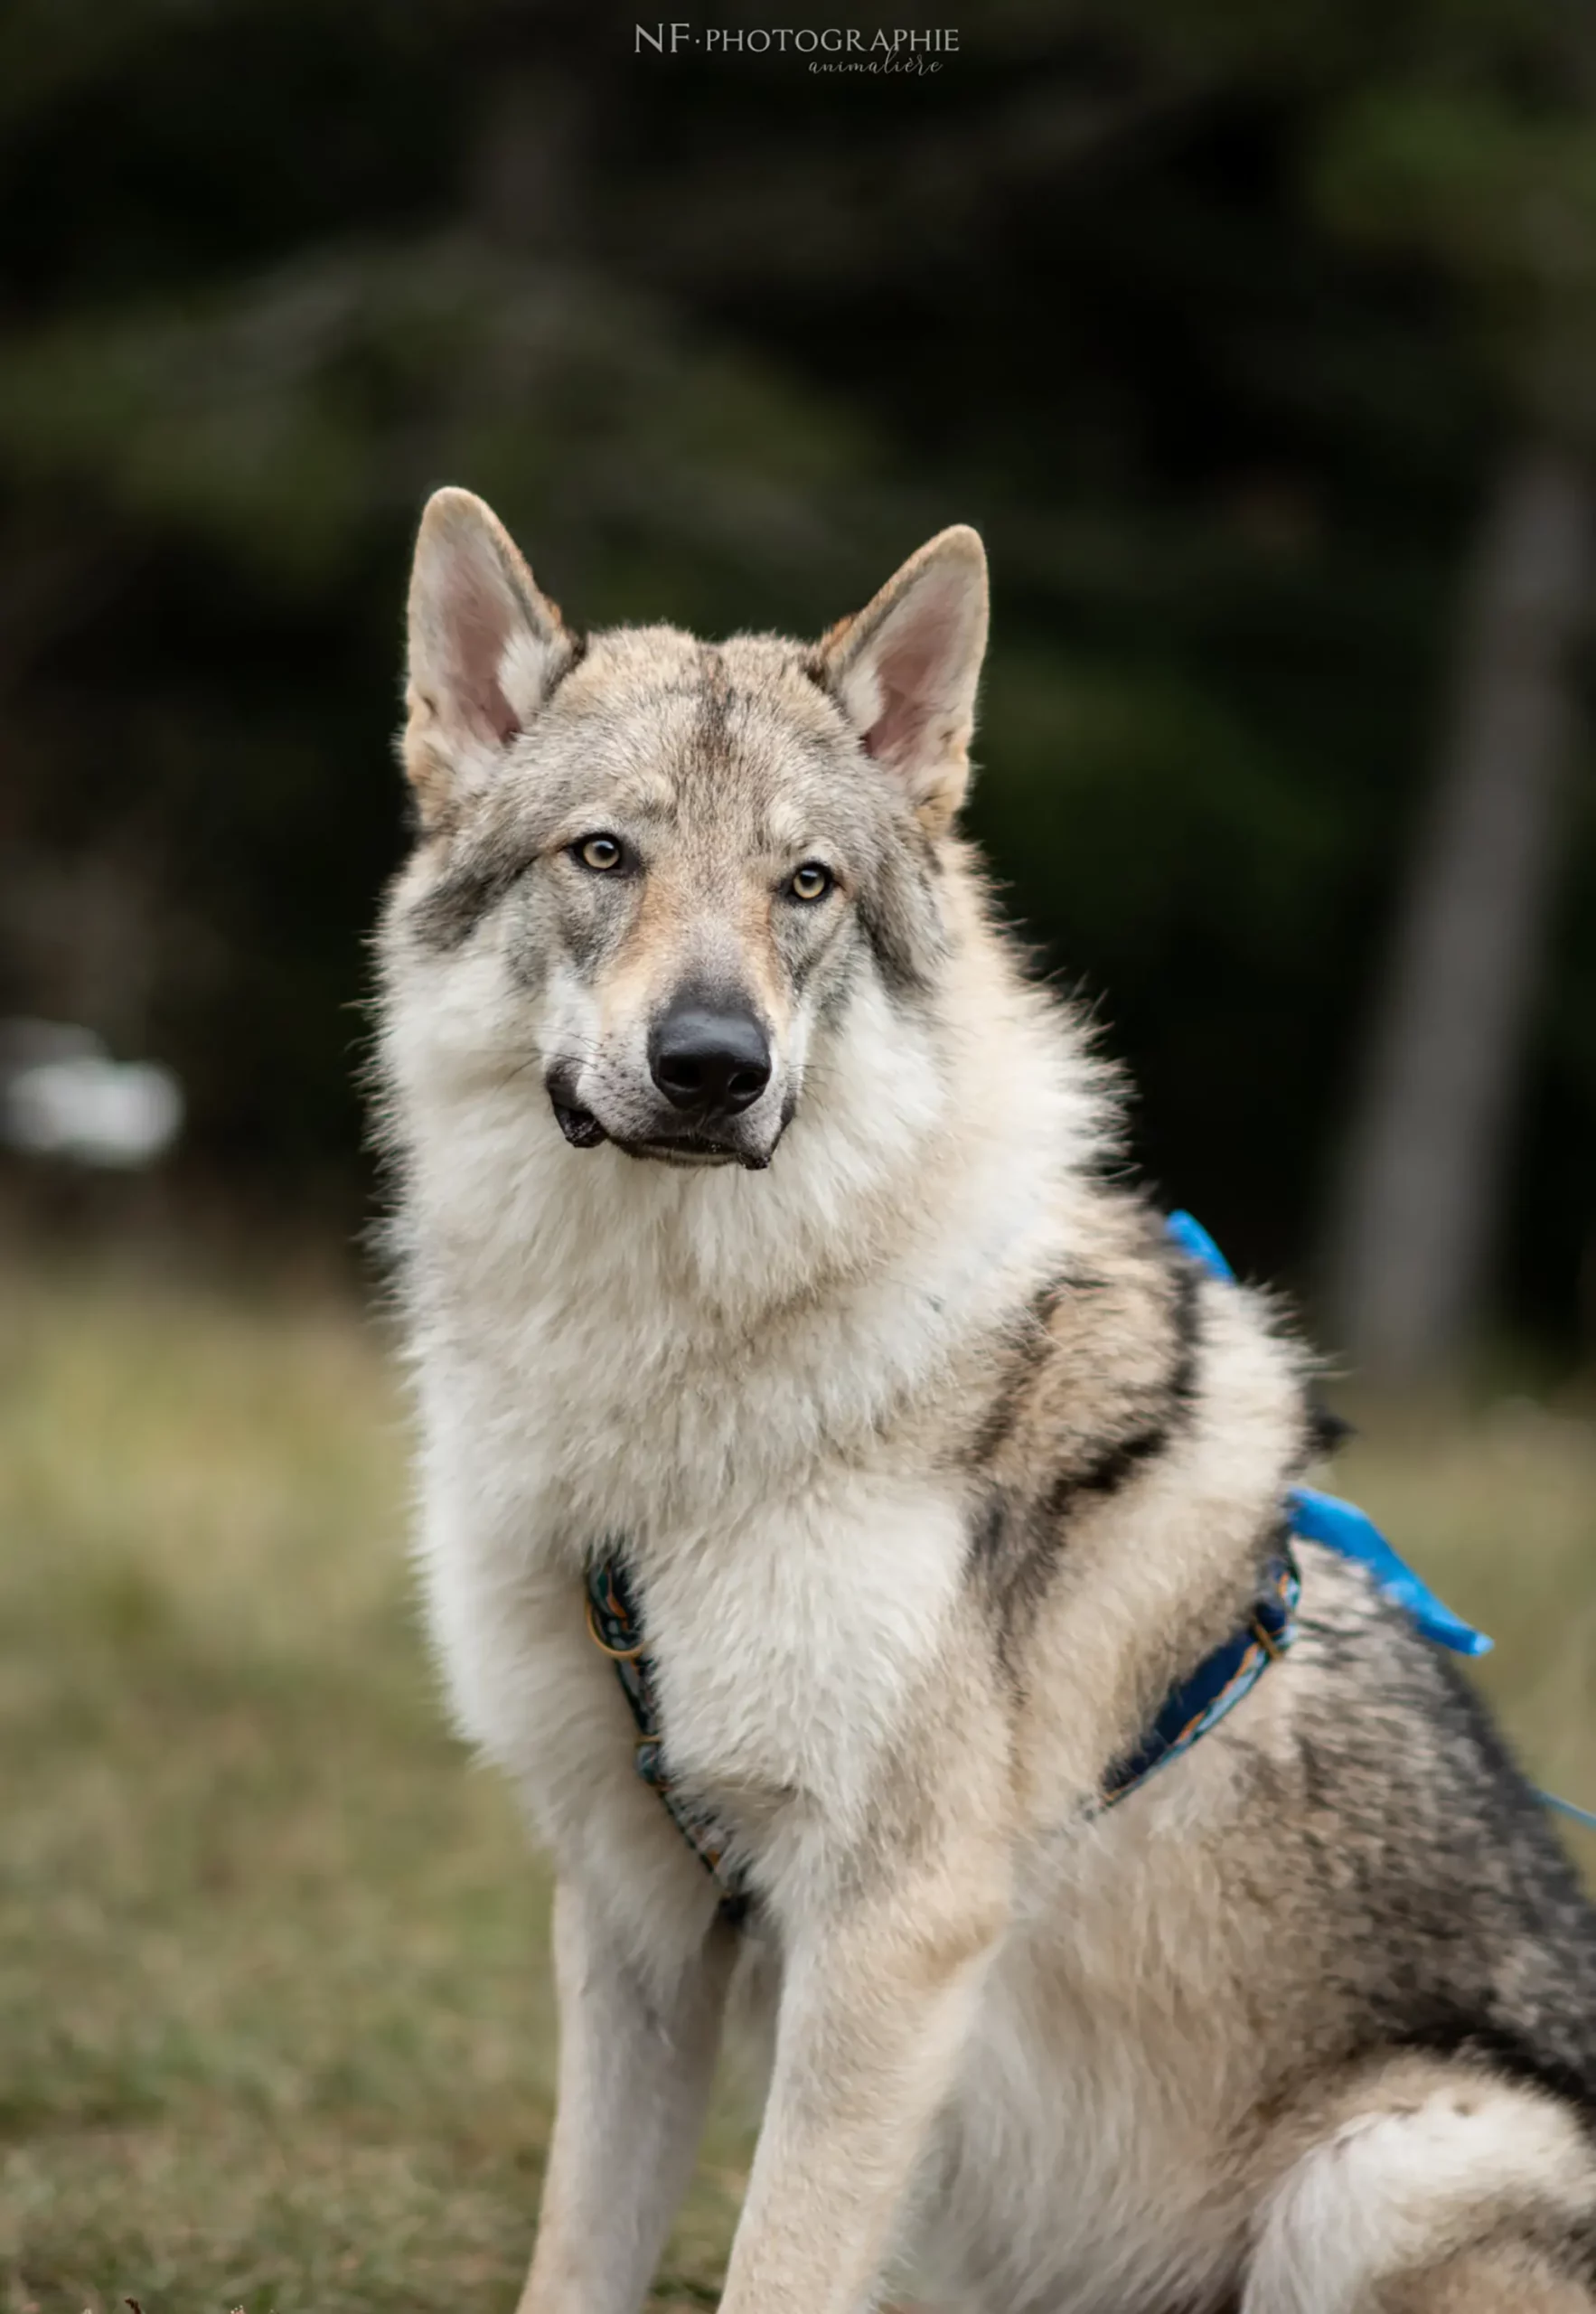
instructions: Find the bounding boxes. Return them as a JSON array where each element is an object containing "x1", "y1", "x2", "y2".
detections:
[
  {"x1": 402, "y1": 487, "x2": 578, "y2": 831},
  {"x1": 818, "y1": 525, "x2": 989, "y2": 835}
]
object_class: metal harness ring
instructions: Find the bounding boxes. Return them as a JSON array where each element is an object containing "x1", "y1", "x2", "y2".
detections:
[{"x1": 585, "y1": 1591, "x2": 648, "y2": 1660}]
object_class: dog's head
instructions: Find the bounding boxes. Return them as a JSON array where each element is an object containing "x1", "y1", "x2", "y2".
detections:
[{"x1": 383, "y1": 487, "x2": 989, "y2": 1172}]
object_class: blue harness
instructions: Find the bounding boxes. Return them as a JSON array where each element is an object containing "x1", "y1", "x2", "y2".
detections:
[
  {"x1": 586, "y1": 1211, "x2": 1586, "y2": 1909},
  {"x1": 1164, "y1": 1208, "x2": 1494, "y2": 1662},
  {"x1": 1164, "y1": 1211, "x2": 1596, "y2": 1839},
  {"x1": 1093, "y1": 1210, "x2": 1491, "y2": 1817},
  {"x1": 1093, "y1": 1210, "x2": 1489, "y2": 1811}
]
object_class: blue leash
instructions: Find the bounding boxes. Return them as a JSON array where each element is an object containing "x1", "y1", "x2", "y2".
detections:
[
  {"x1": 1537, "y1": 1791, "x2": 1596, "y2": 1836},
  {"x1": 1166, "y1": 1211, "x2": 1596, "y2": 1833}
]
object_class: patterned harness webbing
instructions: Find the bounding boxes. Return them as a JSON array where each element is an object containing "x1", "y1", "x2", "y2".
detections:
[
  {"x1": 586, "y1": 1539, "x2": 1300, "y2": 1910},
  {"x1": 1094, "y1": 1547, "x2": 1300, "y2": 1811},
  {"x1": 584, "y1": 1553, "x2": 752, "y2": 1925}
]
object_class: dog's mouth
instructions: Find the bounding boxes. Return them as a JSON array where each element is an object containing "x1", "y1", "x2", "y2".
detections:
[
  {"x1": 626, "y1": 1136, "x2": 751, "y2": 1170},
  {"x1": 550, "y1": 1095, "x2": 608, "y2": 1151},
  {"x1": 549, "y1": 1092, "x2": 769, "y2": 1171}
]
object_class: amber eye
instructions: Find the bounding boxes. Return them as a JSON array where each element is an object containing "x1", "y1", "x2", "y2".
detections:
[
  {"x1": 787, "y1": 861, "x2": 834, "y2": 903},
  {"x1": 574, "y1": 833, "x2": 624, "y2": 872}
]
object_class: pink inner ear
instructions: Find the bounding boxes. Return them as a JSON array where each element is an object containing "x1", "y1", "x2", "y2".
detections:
[
  {"x1": 449, "y1": 569, "x2": 521, "y2": 748},
  {"x1": 860, "y1": 589, "x2": 962, "y2": 767}
]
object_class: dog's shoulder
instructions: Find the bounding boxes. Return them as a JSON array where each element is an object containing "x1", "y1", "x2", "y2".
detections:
[{"x1": 957, "y1": 1190, "x2": 1315, "y2": 1648}]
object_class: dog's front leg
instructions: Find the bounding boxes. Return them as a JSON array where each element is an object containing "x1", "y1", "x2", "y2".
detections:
[
  {"x1": 719, "y1": 1858, "x2": 1004, "y2": 2314},
  {"x1": 517, "y1": 1875, "x2": 737, "y2": 2314}
]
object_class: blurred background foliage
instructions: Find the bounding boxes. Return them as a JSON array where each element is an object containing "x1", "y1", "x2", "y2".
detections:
[{"x1": 2, "y1": 0, "x2": 1594, "y2": 1369}]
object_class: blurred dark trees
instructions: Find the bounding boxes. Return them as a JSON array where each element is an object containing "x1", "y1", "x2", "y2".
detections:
[
  {"x1": 1313, "y1": 15, "x2": 1596, "y2": 1375},
  {"x1": 1, "y1": 0, "x2": 1593, "y2": 1369}
]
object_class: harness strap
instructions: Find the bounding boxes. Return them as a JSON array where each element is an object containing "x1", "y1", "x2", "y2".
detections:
[
  {"x1": 585, "y1": 1553, "x2": 751, "y2": 1924},
  {"x1": 587, "y1": 1533, "x2": 1300, "y2": 1884},
  {"x1": 1167, "y1": 1209, "x2": 1491, "y2": 1660},
  {"x1": 1167, "y1": 1208, "x2": 1596, "y2": 1841},
  {"x1": 583, "y1": 1208, "x2": 1566, "y2": 1891},
  {"x1": 1096, "y1": 1547, "x2": 1300, "y2": 1811}
]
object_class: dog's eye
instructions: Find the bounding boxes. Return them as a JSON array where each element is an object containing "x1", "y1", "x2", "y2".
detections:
[
  {"x1": 573, "y1": 833, "x2": 624, "y2": 873},
  {"x1": 786, "y1": 861, "x2": 834, "y2": 903}
]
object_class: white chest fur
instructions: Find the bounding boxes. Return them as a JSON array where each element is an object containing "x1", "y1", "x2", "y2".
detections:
[
  {"x1": 399, "y1": 1034, "x2": 1067, "y2": 1923},
  {"x1": 418, "y1": 1325, "x2": 967, "y2": 1854},
  {"x1": 638, "y1": 1470, "x2": 967, "y2": 1830}
]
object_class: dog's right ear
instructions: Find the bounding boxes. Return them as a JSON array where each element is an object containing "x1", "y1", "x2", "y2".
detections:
[{"x1": 402, "y1": 487, "x2": 577, "y2": 831}]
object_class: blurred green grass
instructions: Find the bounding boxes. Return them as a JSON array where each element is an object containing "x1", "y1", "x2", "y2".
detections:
[
  {"x1": 1, "y1": 1257, "x2": 1592, "y2": 2310},
  {"x1": 0, "y1": 1258, "x2": 747, "y2": 2313}
]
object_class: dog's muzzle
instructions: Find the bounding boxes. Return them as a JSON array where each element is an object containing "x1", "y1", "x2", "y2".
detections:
[{"x1": 545, "y1": 1043, "x2": 784, "y2": 1171}]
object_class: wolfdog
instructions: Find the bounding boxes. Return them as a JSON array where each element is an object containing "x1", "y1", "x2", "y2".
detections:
[{"x1": 374, "y1": 487, "x2": 1596, "y2": 2314}]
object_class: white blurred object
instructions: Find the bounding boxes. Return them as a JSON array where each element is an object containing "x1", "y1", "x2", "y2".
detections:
[{"x1": 0, "y1": 1020, "x2": 183, "y2": 1168}]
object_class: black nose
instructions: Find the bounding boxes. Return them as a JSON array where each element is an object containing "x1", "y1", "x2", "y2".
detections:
[{"x1": 649, "y1": 1002, "x2": 772, "y2": 1116}]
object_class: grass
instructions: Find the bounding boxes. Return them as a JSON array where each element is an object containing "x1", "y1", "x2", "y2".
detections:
[
  {"x1": 1, "y1": 1253, "x2": 1593, "y2": 2311},
  {"x1": 0, "y1": 1256, "x2": 747, "y2": 2313}
]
